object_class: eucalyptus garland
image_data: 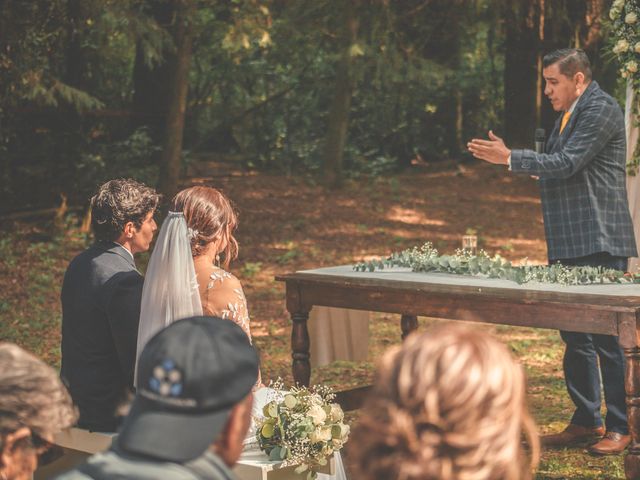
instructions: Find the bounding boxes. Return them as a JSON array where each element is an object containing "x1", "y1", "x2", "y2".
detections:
[
  {"x1": 353, "y1": 243, "x2": 639, "y2": 286},
  {"x1": 609, "y1": 0, "x2": 640, "y2": 175}
]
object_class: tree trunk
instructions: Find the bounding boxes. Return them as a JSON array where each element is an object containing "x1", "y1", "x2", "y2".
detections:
[
  {"x1": 157, "y1": 0, "x2": 194, "y2": 200},
  {"x1": 65, "y1": 0, "x2": 87, "y2": 89},
  {"x1": 504, "y1": 0, "x2": 540, "y2": 148},
  {"x1": 131, "y1": 0, "x2": 174, "y2": 139},
  {"x1": 322, "y1": 0, "x2": 358, "y2": 189},
  {"x1": 535, "y1": 0, "x2": 545, "y2": 129}
]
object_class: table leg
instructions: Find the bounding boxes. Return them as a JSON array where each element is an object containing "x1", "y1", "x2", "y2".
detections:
[
  {"x1": 401, "y1": 314, "x2": 418, "y2": 340},
  {"x1": 291, "y1": 311, "x2": 311, "y2": 387},
  {"x1": 625, "y1": 347, "x2": 640, "y2": 479}
]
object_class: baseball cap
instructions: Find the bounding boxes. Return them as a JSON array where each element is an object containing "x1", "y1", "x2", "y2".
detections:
[{"x1": 117, "y1": 316, "x2": 259, "y2": 462}]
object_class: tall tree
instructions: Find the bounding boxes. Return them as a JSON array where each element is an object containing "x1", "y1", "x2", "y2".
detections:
[
  {"x1": 157, "y1": 0, "x2": 194, "y2": 199},
  {"x1": 503, "y1": 0, "x2": 540, "y2": 148},
  {"x1": 322, "y1": 0, "x2": 359, "y2": 188},
  {"x1": 131, "y1": 0, "x2": 175, "y2": 139}
]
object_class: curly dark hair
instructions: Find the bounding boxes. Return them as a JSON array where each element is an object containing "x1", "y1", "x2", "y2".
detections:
[{"x1": 90, "y1": 179, "x2": 160, "y2": 242}]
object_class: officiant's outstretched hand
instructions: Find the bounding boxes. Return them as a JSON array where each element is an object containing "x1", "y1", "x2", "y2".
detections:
[{"x1": 467, "y1": 130, "x2": 511, "y2": 165}]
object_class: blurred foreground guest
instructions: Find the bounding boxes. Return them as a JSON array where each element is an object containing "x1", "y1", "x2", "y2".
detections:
[
  {"x1": 349, "y1": 325, "x2": 539, "y2": 480},
  {"x1": 61, "y1": 178, "x2": 159, "y2": 432},
  {"x1": 0, "y1": 343, "x2": 77, "y2": 480},
  {"x1": 56, "y1": 316, "x2": 259, "y2": 480}
]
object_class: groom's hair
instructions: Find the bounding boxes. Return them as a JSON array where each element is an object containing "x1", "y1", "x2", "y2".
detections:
[{"x1": 90, "y1": 179, "x2": 160, "y2": 242}]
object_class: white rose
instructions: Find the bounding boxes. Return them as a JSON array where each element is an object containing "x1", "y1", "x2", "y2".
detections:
[
  {"x1": 628, "y1": 61, "x2": 638, "y2": 73},
  {"x1": 614, "y1": 0, "x2": 625, "y2": 9},
  {"x1": 283, "y1": 394, "x2": 298, "y2": 409},
  {"x1": 329, "y1": 404, "x2": 344, "y2": 423},
  {"x1": 617, "y1": 39, "x2": 630, "y2": 53},
  {"x1": 309, "y1": 426, "x2": 332, "y2": 444},
  {"x1": 307, "y1": 404, "x2": 327, "y2": 425},
  {"x1": 321, "y1": 445, "x2": 334, "y2": 456},
  {"x1": 634, "y1": 42, "x2": 640, "y2": 53},
  {"x1": 626, "y1": 12, "x2": 638, "y2": 24},
  {"x1": 622, "y1": 70, "x2": 629, "y2": 78}
]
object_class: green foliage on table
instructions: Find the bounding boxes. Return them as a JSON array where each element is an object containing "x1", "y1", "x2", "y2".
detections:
[{"x1": 354, "y1": 242, "x2": 638, "y2": 286}]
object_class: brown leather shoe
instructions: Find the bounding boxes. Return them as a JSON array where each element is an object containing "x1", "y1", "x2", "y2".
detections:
[
  {"x1": 588, "y1": 432, "x2": 631, "y2": 456},
  {"x1": 541, "y1": 424, "x2": 605, "y2": 447}
]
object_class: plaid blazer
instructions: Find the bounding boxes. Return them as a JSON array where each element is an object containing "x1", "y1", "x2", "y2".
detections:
[{"x1": 511, "y1": 81, "x2": 637, "y2": 260}]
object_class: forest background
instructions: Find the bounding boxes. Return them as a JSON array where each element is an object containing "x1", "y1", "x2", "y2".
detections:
[{"x1": 0, "y1": 0, "x2": 618, "y2": 207}]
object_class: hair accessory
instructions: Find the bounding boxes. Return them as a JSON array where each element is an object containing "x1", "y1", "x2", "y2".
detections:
[{"x1": 187, "y1": 227, "x2": 199, "y2": 240}]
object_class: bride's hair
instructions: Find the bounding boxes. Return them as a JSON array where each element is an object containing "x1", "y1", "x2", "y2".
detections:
[
  {"x1": 171, "y1": 186, "x2": 238, "y2": 268},
  {"x1": 349, "y1": 324, "x2": 539, "y2": 480}
]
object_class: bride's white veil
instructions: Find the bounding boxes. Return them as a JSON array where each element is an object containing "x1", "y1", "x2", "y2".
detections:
[{"x1": 135, "y1": 211, "x2": 203, "y2": 384}]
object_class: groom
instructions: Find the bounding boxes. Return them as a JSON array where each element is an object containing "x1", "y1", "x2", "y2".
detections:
[{"x1": 61, "y1": 179, "x2": 160, "y2": 432}]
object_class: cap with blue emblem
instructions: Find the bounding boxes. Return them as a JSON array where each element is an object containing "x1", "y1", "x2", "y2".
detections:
[{"x1": 117, "y1": 315, "x2": 260, "y2": 462}]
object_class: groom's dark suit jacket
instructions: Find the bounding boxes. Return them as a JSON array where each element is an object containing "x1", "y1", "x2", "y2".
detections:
[
  {"x1": 511, "y1": 81, "x2": 637, "y2": 261},
  {"x1": 61, "y1": 241, "x2": 143, "y2": 432}
]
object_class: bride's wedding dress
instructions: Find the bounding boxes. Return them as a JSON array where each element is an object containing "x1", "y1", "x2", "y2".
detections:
[
  {"x1": 198, "y1": 265, "x2": 347, "y2": 480},
  {"x1": 137, "y1": 213, "x2": 348, "y2": 479}
]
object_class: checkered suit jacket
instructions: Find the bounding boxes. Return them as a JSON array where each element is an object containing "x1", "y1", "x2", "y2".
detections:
[{"x1": 510, "y1": 81, "x2": 637, "y2": 260}]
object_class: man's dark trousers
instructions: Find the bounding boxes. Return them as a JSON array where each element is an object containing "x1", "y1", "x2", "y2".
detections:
[{"x1": 554, "y1": 252, "x2": 628, "y2": 434}]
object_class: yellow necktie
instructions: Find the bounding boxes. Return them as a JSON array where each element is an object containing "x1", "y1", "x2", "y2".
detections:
[{"x1": 560, "y1": 111, "x2": 571, "y2": 134}]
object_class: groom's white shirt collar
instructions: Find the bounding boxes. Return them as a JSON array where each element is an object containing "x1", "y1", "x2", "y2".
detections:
[{"x1": 112, "y1": 241, "x2": 134, "y2": 261}]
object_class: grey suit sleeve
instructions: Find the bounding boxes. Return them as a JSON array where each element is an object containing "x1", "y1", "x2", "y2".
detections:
[
  {"x1": 104, "y1": 271, "x2": 143, "y2": 389},
  {"x1": 510, "y1": 100, "x2": 619, "y2": 178}
]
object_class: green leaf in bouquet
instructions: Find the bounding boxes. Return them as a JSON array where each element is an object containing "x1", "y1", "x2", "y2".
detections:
[
  {"x1": 261, "y1": 422, "x2": 275, "y2": 439},
  {"x1": 263, "y1": 401, "x2": 278, "y2": 418},
  {"x1": 280, "y1": 446, "x2": 288, "y2": 460},
  {"x1": 269, "y1": 446, "x2": 282, "y2": 461},
  {"x1": 295, "y1": 464, "x2": 308, "y2": 474}
]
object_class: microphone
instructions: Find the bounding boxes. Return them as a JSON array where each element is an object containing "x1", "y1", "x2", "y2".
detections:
[{"x1": 535, "y1": 128, "x2": 546, "y2": 154}]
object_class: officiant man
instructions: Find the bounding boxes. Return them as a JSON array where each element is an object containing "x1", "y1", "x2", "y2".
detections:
[
  {"x1": 61, "y1": 179, "x2": 160, "y2": 432},
  {"x1": 468, "y1": 48, "x2": 637, "y2": 455}
]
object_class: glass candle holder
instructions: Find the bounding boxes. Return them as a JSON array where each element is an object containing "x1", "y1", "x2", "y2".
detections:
[{"x1": 462, "y1": 235, "x2": 478, "y2": 255}]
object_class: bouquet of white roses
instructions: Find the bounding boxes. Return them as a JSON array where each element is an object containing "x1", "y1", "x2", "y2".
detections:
[{"x1": 256, "y1": 381, "x2": 350, "y2": 479}]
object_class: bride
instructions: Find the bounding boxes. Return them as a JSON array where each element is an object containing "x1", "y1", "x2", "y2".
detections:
[{"x1": 135, "y1": 185, "x2": 347, "y2": 479}]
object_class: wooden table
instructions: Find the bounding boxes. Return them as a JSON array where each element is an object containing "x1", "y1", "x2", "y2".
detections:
[{"x1": 276, "y1": 266, "x2": 640, "y2": 479}]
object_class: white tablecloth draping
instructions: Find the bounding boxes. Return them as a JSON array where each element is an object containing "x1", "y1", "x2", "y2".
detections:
[
  {"x1": 625, "y1": 81, "x2": 640, "y2": 273},
  {"x1": 308, "y1": 306, "x2": 369, "y2": 367}
]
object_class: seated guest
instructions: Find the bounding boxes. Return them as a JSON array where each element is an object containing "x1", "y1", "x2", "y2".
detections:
[
  {"x1": 61, "y1": 179, "x2": 159, "y2": 432},
  {"x1": 0, "y1": 343, "x2": 77, "y2": 480},
  {"x1": 349, "y1": 324, "x2": 539, "y2": 480},
  {"x1": 56, "y1": 316, "x2": 259, "y2": 480}
]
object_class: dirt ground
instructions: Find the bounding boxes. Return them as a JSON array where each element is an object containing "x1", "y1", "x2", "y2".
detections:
[
  {"x1": 0, "y1": 158, "x2": 548, "y2": 373},
  {"x1": 186, "y1": 160, "x2": 548, "y2": 384}
]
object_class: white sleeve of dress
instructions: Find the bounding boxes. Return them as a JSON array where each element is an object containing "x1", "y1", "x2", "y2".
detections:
[
  {"x1": 203, "y1": 269, "x2": 262, "y2": 388},
  {"x1": 203, "y1": 270, "x2": 252, "y2": 342}
]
